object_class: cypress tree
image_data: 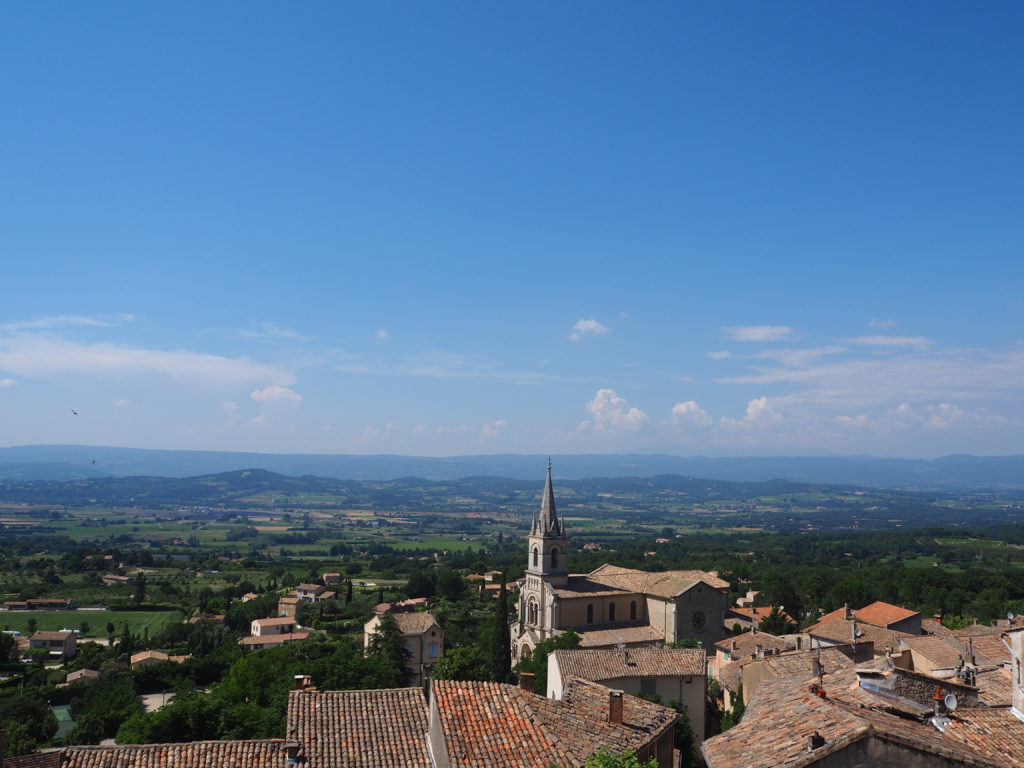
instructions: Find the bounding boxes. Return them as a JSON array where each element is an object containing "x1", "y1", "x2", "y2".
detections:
[{"x1": 490, "y1": 575, "x2": 512, "y2": 683}]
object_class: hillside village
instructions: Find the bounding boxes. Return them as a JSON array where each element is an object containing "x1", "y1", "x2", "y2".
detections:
[{"x1": 0, "y1": 470, "x2": 1023, "y2": 766}]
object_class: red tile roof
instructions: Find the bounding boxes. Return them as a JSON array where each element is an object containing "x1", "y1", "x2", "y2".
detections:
[
  {"x1": 13, "y1": 741, "x2": 289, "y2": 768},
  {"x1": 942, "y1": 707, "x2": 1024, "y2": 767},
  {"x1": 552, "y1": 647, "x2": 706, "y2": 687},
  {"x1": 853, "y1": 601, "x2": 919, "y2": 628},
  {"x1": 431, "y1": 679, "x2": 675, "y2": 768},
  {"x1": 729, "y1": 606, "x2": 794, "y2": 624},
  {"x1": 287, "y1": 688, "x2": 430, "y2": 768}
]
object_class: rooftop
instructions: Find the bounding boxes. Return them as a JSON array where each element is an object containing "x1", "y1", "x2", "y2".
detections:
[
  {"x1": 853, "y1": 601, "x2": 920, "y2": 627},
  {"x1": 6, "y1": 740, "x2": 288, "y2": 768},
  {"x1": 287, "y1": 687, "x2": 430, "y2": 768},
  {"x1": 576, "y1": 624, "x2": 665, "y2": 648},
  {"x1": 431, "y1": 679, "x2": 676, "y2": 768},
  {"x1": 552, "y1": 647, "x2": 706, "y2": 686}
]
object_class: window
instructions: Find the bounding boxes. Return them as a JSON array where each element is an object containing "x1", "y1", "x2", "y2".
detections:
[
  {"x1": 520, "y1": 645, "x2": 532, "y2": 660},
  {"x1": 528, "y1": 598, "x2": 539, "y2": 625},
  {"x1": 532, "y1": 547, "x2": 539, "y2": 567},
  {"x1": 550, "y1": 548, "x2": 558, "y2": 568},
  {"x1": 608, "y1": 602, "x2": 616, "y2": 622},
  {"x1": 630, "y1": 600, "x2": 637, "y2": 620},
  {"x1": 587, "y1": 603, "x2": 594, "y2": 624},
  {"x1": 428, "y1": 642, "x2": 438, "y2": 658},
  {"x1": 640, "y1": 678, "x2": 657, "y2": 696}
]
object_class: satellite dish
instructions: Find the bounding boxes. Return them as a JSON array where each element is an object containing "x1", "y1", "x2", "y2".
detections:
[
  {"x1": 944, "y1": 694, "x2": 958, "y2": 712},
  {"x1": 1009, "y1": 612, "x2": 1015, "y2": 621},
  {"x1": 855, "y1": 629, "x2": 864, "y2": 638}
]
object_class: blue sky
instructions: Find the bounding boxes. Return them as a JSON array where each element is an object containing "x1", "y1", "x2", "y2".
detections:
[{"x1": 1, "y1": 2, "x2": 1022, "y2": 457}]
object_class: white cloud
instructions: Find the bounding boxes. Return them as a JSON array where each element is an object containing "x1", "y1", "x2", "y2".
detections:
[
  {"x1": 706, "y1": 350, "x2": 732, "y2": 360},
  {"x1": 847, "y1": 335, "x2": 933, "y2": 350},
  {"x1": 376, "y1": 329, "x2": 390, "y2": 340},
  {"x1": 113, "y1": 398, "x2": 131, "y2": 408},
  {"x1": 722, "y1": 325, "x2": 794, "y2": 342},
  {"x1": 580, "y1": 388, "x2": 648, "y2": 432},
  {"x1": 481, "y1": 419, "x2": 508, "y2": 438},
  {"x1": 868, "y1": 318, "x2": 898, "y2": 330},
  {"x1": 924, "y1": 402, "x2": 965, "y2": 430},
  {"x1": 0, "y1": 378, "x2": 15, "y2": 387},
  {"x1": 412, "y1": 424, "x2": 428, "y2": 434},
  {"x1": 436, "y1": 424, "x2": 469, "y2": 434},
  {"x1": 721, "y1": 397, "x2": 783, "y2": 428},
  {"x1": 671, "y1": 401, "x2": 711, "y2": 428},
  {"x1": 250, "y1": 386, "x2": 302, "y2": 405},
  {"x1": 569, "y1": 319, "x2": 610, "y2": 342}
]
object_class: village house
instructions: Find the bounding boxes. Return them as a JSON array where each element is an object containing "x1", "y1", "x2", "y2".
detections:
[
  {"x1": 277, "y1": 595, "x2": 299, "y2": 618},
  {"x1": 237, "y1": 616, "x2": 310, "y2": 650},
  {"x1": 65, "y1": 668, "x2": 100, "y2": 685},
  {"x1": 322, "y1": 572, "x2": 341, "y2": 585},
  {"x1": 29, "y1": 630, "x2": 77, "y2": 660},
  {"x1": 130, "y1": 650, "x2": 191, "y2": 669},
  {"x1": 363, "y1": 610, "x2": 444, "y2": 686},
  {"x1": 548, "y1": 647, "x2": 707, "y2": 744}
]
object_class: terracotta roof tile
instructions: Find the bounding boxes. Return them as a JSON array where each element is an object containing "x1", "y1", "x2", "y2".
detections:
[
  {"x1": 553, "y1": 648, "x2": 705, "y2": 687},
  {"x1": 702, "y1": 674, "x2": 999, "y2": 768},
  {"x1": 432, "y1": 679, "x2": 675, "y2": 768},
  {"x1": 942, "y1": 707, "x2": 1024, "y2": 767},
  {"x1": 287, "y1": 687, "x2": 430, "y2": 768},
  {"x1": 953, "y1": 623, "x2": 1004, "y2": 638},
  {"x1": 577, "y1": 624, "x2": 665, "y2": 647},
  {"x1": 52, "y1": 740, "x2": 287, "y2": 768},
  {"x1": 853, "y1": 601, "x2": 919, "y2": 627},
  {"x1": 903, "y1": 635, "x2": 966, "y2": 669},
  {"x1": 713, "y1": 630, "x2": 792, "y2": 657},
  {"x1": 804, "y1": 618, "x2": 909, "y2": 654}
]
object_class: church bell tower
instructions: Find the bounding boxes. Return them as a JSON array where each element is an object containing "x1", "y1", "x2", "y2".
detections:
[{"x1": 526, "y1": 462, "x2": 568, "y2": 587}]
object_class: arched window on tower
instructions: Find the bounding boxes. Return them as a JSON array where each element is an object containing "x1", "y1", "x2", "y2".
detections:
[
  {"x1": 609, "y1": 602, "x2": 616, "y2": 622},
  {"x1": 528, "y1": 598, "x2": 539, "y2": 626},
  {"x1": 532, "y1": 547, "x2": 539, "y2": 567},
  {"x1": 630, "y1": 600, "x2": 637, "y2": 620},
  {"x1": 550, "y1": 548, "x2": 559, "y2": 569},
  {"x1": 587, "y1": 603, "x2": 594, "y2": 624}
]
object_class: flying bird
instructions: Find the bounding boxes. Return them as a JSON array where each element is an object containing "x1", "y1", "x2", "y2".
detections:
[{"x1": 71, "y1": 410, "x2": 78, "y2": 416}]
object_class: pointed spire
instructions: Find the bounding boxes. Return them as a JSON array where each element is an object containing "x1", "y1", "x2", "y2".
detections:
[{"x1": 539, "y1": 461, "x2": 561, "y2": 535}]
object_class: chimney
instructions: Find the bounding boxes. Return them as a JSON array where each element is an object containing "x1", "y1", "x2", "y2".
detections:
[
  {"x1": 293, "y1": 674, "x2": 312, "y2": 690},
  {"x1": 608, "y1": 690, "x2": 624, "y2": 725},
  {"x1": 284, "y1": 742, "x2": 302, "y2": 766},
  {"x1": 807, "y1": 731, "x2": 825, "y2": 751},
  {"x1": 850, "y1": 620, "x2": 858, "y2": 643},
  {"x1": 731, "y1": 640, "x2": 737, "y2": 651},
  {"x1": 933, "y1": 685, "x2": 944, "y2": 717},
  {"x1": 519, "y1": 672, "x2": 535, "y2": 693}
]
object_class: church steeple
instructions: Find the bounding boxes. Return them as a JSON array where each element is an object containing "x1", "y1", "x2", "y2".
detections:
[
  {"x1": 527, "y1": 461, "x2": 568, "y2": 585},
  {"x1": 533, "y1": 460, "x2": 563, "y2": 537}
]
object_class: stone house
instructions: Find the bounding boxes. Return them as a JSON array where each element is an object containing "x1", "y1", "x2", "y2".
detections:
[
  {"x1": 363, "y1": 611, "x2": 443, "y2": 686},
  {"x1": 548, "y1": 647, "x2": 707, "y2": 744}
]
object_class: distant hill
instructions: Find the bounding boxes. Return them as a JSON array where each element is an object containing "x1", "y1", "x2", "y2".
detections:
[{"x1": 1, "y1": 445, "x2": 1023, "y2": 491}]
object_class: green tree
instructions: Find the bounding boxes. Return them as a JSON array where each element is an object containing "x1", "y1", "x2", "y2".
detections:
[
  {"x1": 345, "y1": 580, "x2": 354, "y2": 604},
  {"x1": 720, "y1": 685, "x2": 745, "y2": 731},
  {"x1": 26, "y1": 617, "x2": 37, "y2": 635},
  {"x1": 0, "y1": 692, "x2": 58, "y2": 756},
  {"x1": 489, "y1": 577, "x2": 512, "y2": 683},
  {"x1": 366, "y1": 614, "x2": 411, "y2": 686},
  {"x1": 513, "y1": 628, "x2": 580, "y2": 687},
  {"x1": 134, "y1": 572, "x2": 147, "y2": 605},
  {"x1": 0, "y1": 632, "x2": 15, "y2": 662},
  {"x1": 758, "y1": 606, "x2": 796, "y2": 635},
  {"x1": 430, "y1": 645, "x2": 489, "y2": 681},
  {"x1": 557, "y1": 748, "x2": 658, "y2": 768},
  {"x1": 67, "y1": 673, "x2": 141, "y2": 744}
]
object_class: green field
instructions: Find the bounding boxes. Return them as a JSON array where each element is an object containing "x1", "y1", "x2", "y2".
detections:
[{"x1": 0, "y1": 610, "x2": 185, "y2": 637}]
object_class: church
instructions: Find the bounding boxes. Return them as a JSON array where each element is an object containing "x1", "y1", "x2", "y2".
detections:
[{"x1": 514, "y1": 465, "x2": 729, "y2": 660}]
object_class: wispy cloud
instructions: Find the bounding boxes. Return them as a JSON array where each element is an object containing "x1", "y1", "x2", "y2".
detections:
[
  {"x1": 868, "y1": 317, "x2": 897, "y2": 330},
  {"x1": 113, "y1": 398, "x2": 131, "y2": 408},
  {"x1": 0, "y1": 378, "x2": 16, "y2": 387},
  {"x1": 569, "y1": 318, "x2": 610, "y2": 342},
  {"x1": 722, "y1": 325, "x2": 794, "y2": 342},
  {"x1": 706, "y1": 350, "x2": 732, "y2": 360},
  {"x1": 751, "y1": 346, "x2": 847, "y2": 367},
  {"x1": 249, "y1": 386, "x2": 302, "y2": 424},
  {"x1": 235, "y1": 322, "x2": 310, "y2": 342},
  {"x1": 481, "y1": 419, "x2": 508, "y2": 438},
  {"x1": 847, "y1": 335, "x2": 933, "y2": 350},
  {"x1": 1, "y1": 314, "x2": 136, "y2": 333},
  {"x1": 0, "y1": 335, "x2": 295, "y2": 390},
  {"x1": 375, "y1": 329, "x2": 391, "y2": 340}
]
